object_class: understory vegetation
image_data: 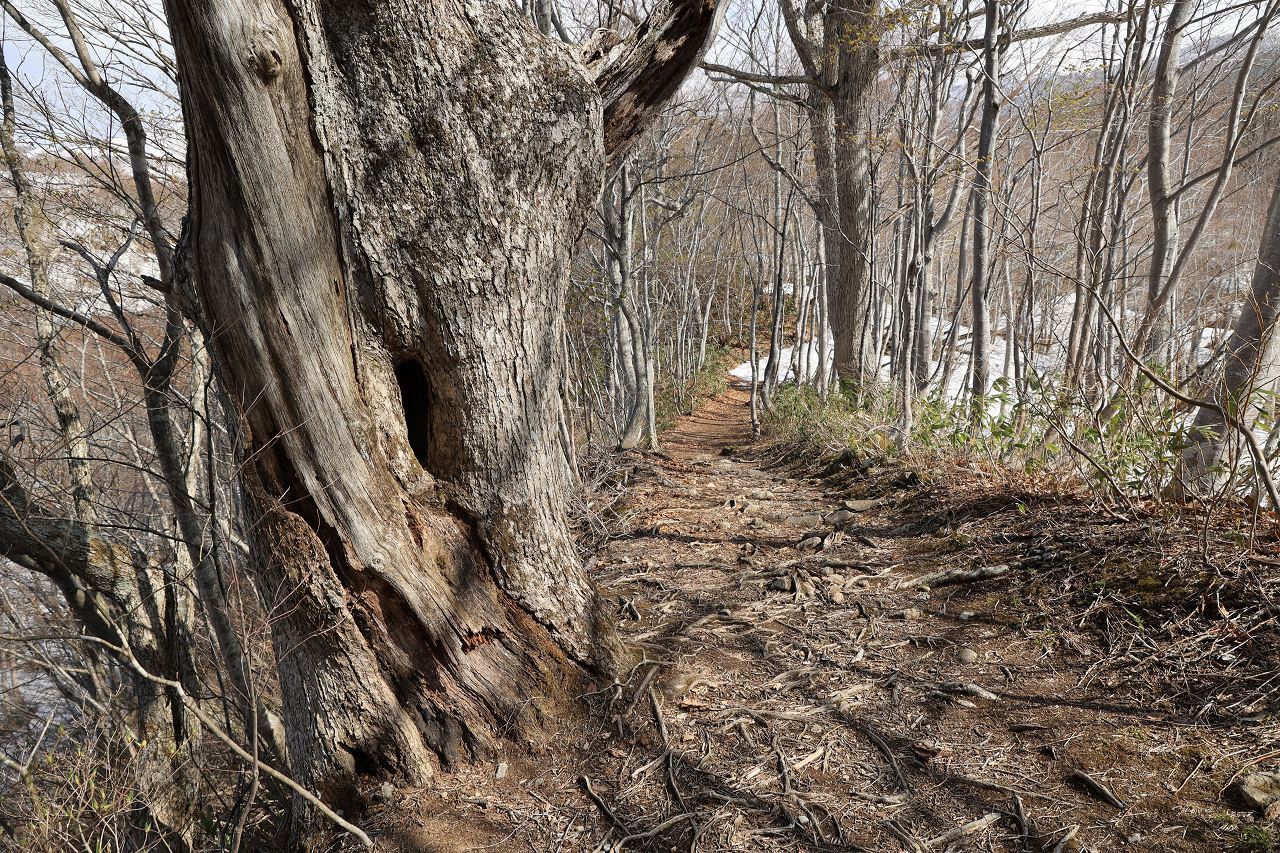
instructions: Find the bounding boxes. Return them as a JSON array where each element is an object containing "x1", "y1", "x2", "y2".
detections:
[
  {"x1": 659, "y1": 345, "x2": 738, "y2": 430},
  {"x1": 763, "y1": 377, "x2": 1208, "y2": 506}
]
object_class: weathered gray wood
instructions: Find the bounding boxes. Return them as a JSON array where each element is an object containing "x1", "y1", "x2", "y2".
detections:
[{"x1": 164, "y1": 0, "x2": 720, "y2": 813}]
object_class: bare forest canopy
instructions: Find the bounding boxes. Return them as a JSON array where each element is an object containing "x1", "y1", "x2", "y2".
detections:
[{"x1": 0, "y1": 0, "x2": 1279, "y2": 850}]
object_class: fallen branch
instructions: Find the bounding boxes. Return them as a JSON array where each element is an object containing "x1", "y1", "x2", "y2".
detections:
[
  {"x1": 939, "y1": 681, "x2": 1001, "y2": 702},
  {"x1": 579, "y1": 775, "x2": 631, "y2": 835},
  {"x1": 1051, "y1": 825, "x2": 1079, "y2": 853},
  {"x1": 1067, "y1": 769, "x2": 1127, "y2": 809},
  {"x1": 1010, "y1": 794, "x2": 1035, "y2": 853},
  {"x1": 883, "y1": 819, "x2": 927, "y2": 852},
  {"x1": 926, "y1": 812, "x2": 1001, "y2": 847},
  {"x1": 848, "y1": 718, "x2": 912, "y2": 792},
  {"x1": 900, "y1": 564, "x2": 1010, "y2": 590},
  {"x1": 620, "y1": 812, "x2": 697, "y2": 845}
]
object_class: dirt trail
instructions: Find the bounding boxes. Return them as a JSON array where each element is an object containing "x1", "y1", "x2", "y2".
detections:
[
  {"x1": 659, "y1": 381, "x2": 755, "y2": 460},
  {"x1": 388, "y1": 383, "x2": 1276, "y2": 852}
]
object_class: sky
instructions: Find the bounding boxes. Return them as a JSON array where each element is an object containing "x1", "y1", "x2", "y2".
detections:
[{"x1": 0, "y1": 0, "x2": 1270, "y2": 157}]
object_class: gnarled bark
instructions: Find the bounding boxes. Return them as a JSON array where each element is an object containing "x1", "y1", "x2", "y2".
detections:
[{"x1": 165, "y1": 0, "x2": 719, "y2": 812}]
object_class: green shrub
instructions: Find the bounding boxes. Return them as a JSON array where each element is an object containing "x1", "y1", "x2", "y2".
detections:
[
  {"x1": 761, "y1": 369, "x2": 1207, "y2": 502},
  {"x1": 1231, "y1": 824, "x2": 1276, "y2": 853}
]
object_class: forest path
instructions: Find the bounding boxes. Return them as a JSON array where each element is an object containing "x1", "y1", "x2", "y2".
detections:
[
  {"x1": 567, "y1": 381, "x2": 1252, "y2": 852},
  {"x1": 657, "y1": 380, "x2": 754, "y2": 460},
  {"x1": 402, "y1": 382, "x2": 1266, "y2": 853}
]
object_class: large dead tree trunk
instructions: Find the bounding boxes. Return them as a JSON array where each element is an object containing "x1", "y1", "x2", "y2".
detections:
[{"x1": 164, "y1": 0, "x2": 720, "y2": 811}]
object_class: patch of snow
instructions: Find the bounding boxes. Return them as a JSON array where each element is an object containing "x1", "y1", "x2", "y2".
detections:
[{"x1": 730, "y1": 342, "x2": 832, "y2": 382}]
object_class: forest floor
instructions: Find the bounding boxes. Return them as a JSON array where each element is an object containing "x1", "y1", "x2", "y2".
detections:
[{"x1": 374, "y1": 381, "x2": 1280, "y2": 853}]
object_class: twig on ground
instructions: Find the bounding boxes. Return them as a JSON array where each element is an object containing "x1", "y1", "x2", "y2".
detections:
[
  {"x1": 1010, "y1": 793, "x2": 1036, "y2": 852},
  {"x1": 847, "y1": 717, "x2": 912, "y2": 792},
  {"x1": 1050, "y1": 825, "x2": 1079, "y2": 853},
  {"x1": 883, "y1": 819, "x2": 928, "y2": 852},
  {"x1": 939, "y1": 681, "x2": 1001, "y2": 702},
  {"x1": 619, "y1": 812, "x2": 697, "y2": 845},
  {"x1": 899, "y1": 564, "x2": 1010, "y2": 589},
  {"x1": 926, "y1": 812, "x2": 1001, "y2": 847},
  {"x1": 1067, "y1": 769, "x2": 1127, "y2": 809},
  {"x1": 579, "y1": 775, "x2": 630, "y2": 836}
]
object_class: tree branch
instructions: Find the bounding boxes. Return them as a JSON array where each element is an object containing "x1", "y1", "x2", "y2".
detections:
[
  {"x1": 889, "y1": 11, "x2": 1126, "y2": 60},
  {"x1": 1171, "y1": 131, "x2": 1280, "y2": 201},
  {"x1": 0, "y1": 456, "x2": 133, "y2": 645},
  {"x1": 699, "y1": 62, "x2": 819, "y2": 89},
  {"x1": 704, "y1": 72, "x2": 810, "y2": 104},
  {"x1": 83, "y1": 629, "x2": 373, "y2": 848},
  {"x1": 594, "y1": 0, "x2": 727, "y2": 167},
  {"x1": 0, "y1": 272, "x2": 138, "y2": 358}
]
